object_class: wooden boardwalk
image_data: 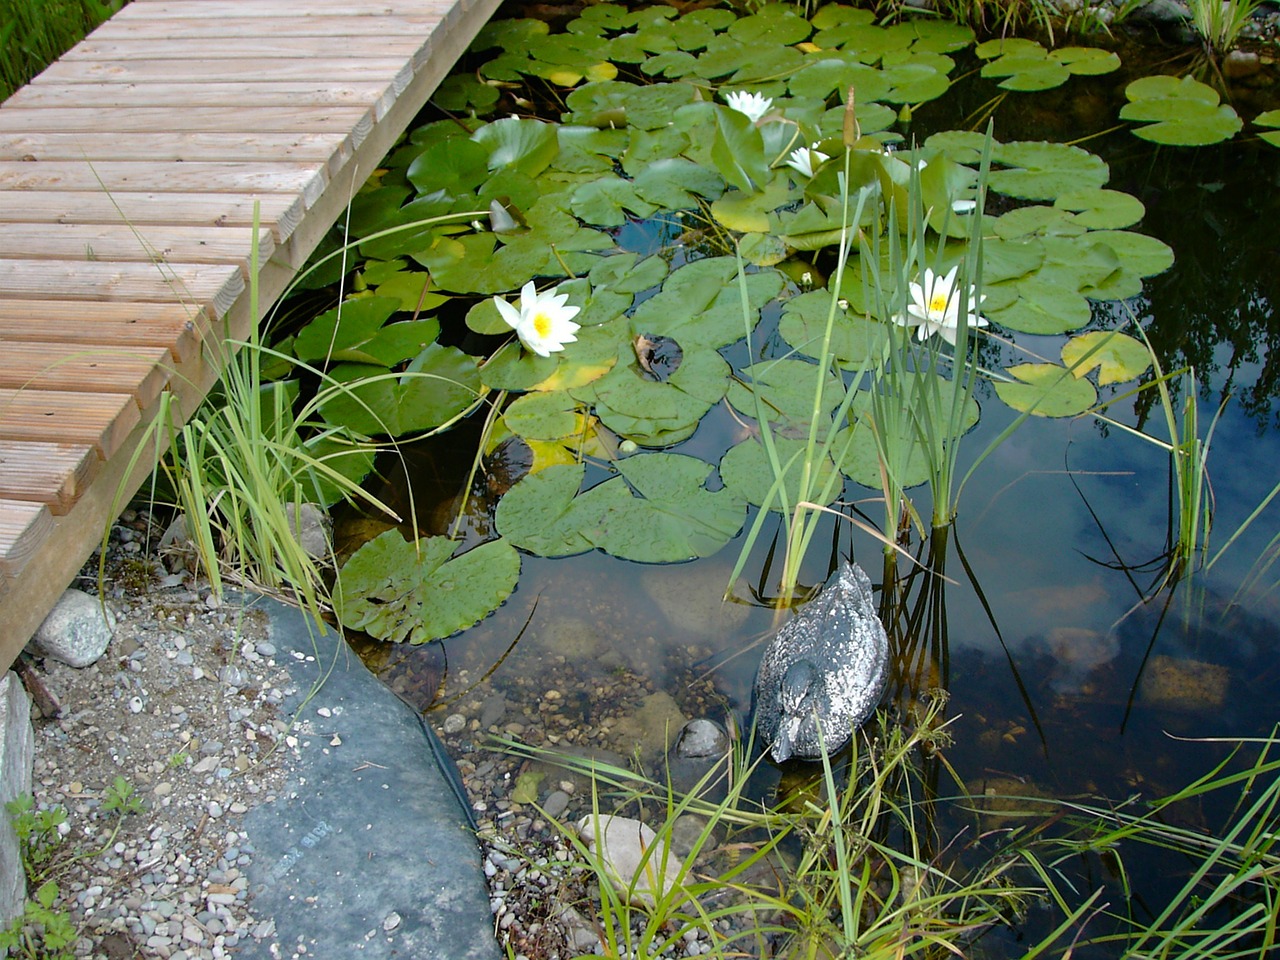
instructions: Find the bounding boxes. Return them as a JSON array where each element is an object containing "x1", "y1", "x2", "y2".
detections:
[{"x1": 0, "y1": 0, "x2": 501, "y2": 669}]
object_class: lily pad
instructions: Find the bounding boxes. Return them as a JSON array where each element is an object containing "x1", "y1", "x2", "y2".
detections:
[
  {"x1": 1061, "y1": 331, "x2": 1151, "y2": 385},
  {"x1": 629, "y1": 257, "x2": 784, "y2": 349},
  {"x1": 988, "y1": 141, "x2": 1109, "y2": 200},
  {"x1": 495, "y1": 455, "x2": 745, "y2": 562},
  {"x1": 1256, "y1": 109, "x2": 1280, "y2": 148},
  {"x1": 719, "y1": 436, "x2": 842, "y2": 511},
  {"x1": 503, "y1": 390, "x2": 584, "y2": 441},
  {"x1": 494, "y1": 462, "x2": 596, "y2": 556},
  {"x1": 576, "y1": 348, "x2": 730, "y2": 447},
  {"x1": 1121, "y1": 75, "x2": 1242, "y2": 146},
  {"x1": 986, "y1": 276, "x2": 1093, "y2": 335},
  {"x1": 335, "y1": 532, "x2": 520, "y2": 644},
  {"x1": 319, "y1": 344, "x2": 482, "y2": 436},
  {"x1": 294, "y1": 297, "x2": 438, "y2": 367},
  {"x1": 994, "y1": 362, "x2": 1098, "y2": 417},
  {"x1": 726, "y1": 358, "x2": 847, "y2": 427},
  {"x1": 778, "y1": 290, "x2": 891, "y2": 367},
  {"x1": 584, "y1": 453, "x2": 746, "y2": 562},
  {"x1": 1053, "y1": 188, "x2": 1145, "y2": 230}
]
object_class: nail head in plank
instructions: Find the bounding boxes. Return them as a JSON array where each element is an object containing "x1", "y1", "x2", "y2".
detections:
[{"x1": 0, "y1": 441, "x2": 98, "y2": 515}]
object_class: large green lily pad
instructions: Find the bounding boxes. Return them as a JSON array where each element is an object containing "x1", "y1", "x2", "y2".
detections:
[
  {"x1": 994, "y1": 362, "x2": 1098, "y2": 417},
  {"x1": 1121, "y1": 75, "x2": 1242, "y2": 146},
  {"x1": 335, "y1": 532, "x2": 520, "y2": 644}
]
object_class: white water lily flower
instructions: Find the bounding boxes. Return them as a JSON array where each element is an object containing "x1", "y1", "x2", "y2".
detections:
[
  {"x1": 951, "y1": 199, "x2": 977, "y2": 214},
  {"x1": 786, "y1": 144, "x2": 830, "y2": 178},
  {"x1": 493, "y1": 281, "x2": 581, "y2": 358},
  {"x1": 724, "y1": 90, "x2": 773, "y2": 123},
  {"x1": 896, "y1": 266, "x2": 988, "y2": 347}
]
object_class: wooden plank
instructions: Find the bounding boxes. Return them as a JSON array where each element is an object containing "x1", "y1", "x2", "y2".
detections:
[
  {"x1": 0, "y1": 500, "x2": 55, "y2": 578},
  {"x1": 0, "y1": 161, "x2": 329, "y2": 209},
  {"x1": 87, "y1": 14, "x2": 444, "y2": 40},
  {"x1": 83, "y1": 16, "x2": 445, "y2": 41},
  {"x1": 0, "y1": 223, "x2": 274, "y2": 266},
  {"x1": 0, "y1": 343, "x2": 174, "y2": 409},
  {"x1": 0, "y1": 300, "x2": 208, "y2": 360},
  {"x1": 0, "y1": 441, "x2": 99, "y2": 515},
  {"x1": 0, "y1": 193, "x2": 303, "y2": 244},
  {"x1": 29, "y1": 57, "x2": 413, "y2": 86},
  {"x1": 0, "y1": 389, "x2": 140, "y2": 459},
  {"x1": 0, "y1": 261, "x2": 244, "y2": 315},
  {"x1": 7, "y1": 81, "x2": 397, "y2": 113},
  {"x1": 0, "y1": 131, "x2": 351, "y2": 167},
  {"x1": 117, "y1": 0, "x2": 454, "y2": 17},
  {"x1": 62, "y1": 37, "x2": 430, "y2": 64},
  {"x1": 0, "y1": 105, "x2": 371, "y2": 135}
]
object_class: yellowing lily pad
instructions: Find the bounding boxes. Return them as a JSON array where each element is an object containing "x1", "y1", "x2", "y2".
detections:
[
  {"x1": 994, "y1": 362, "x2": 1097, "y2": 417},
  {"x1": 1061, "y1": 331, "x2": 1151, "y2": 385}
]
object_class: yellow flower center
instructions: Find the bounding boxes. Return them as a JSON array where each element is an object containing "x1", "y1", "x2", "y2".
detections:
[
  {"x1": 928, "y1": 291, "x2": 949, "y2": 315},
  {"x1": 531, "y1": 310, "x2": 554, "y2": 338}
]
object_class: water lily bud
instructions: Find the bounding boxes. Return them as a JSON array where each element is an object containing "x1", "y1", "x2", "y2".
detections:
[{"x1": 843, "y1": 86, "x2": 860, "y2": 149}]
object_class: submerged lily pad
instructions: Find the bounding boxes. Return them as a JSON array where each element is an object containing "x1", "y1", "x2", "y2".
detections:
[
  {"x1": 994, "y1": 362, "x2": 1097, "y2": 417},
  {"x1": 335, "y1": 533, "x2": 520, "y2": 644}
]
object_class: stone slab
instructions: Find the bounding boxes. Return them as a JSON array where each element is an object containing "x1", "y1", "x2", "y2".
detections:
[
  {"x1": 238, "y1": 597, "x2": 500, "y2": 960},
  {"x1": 0, "y1": 671, "x2": 34, "y2": 927}
]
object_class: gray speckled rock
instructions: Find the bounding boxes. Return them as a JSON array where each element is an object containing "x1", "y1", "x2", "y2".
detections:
[
  {"x1": 752, "y1": 563, "x2": 889, "y2": 762},
  {"x1": 28, "y1": 588, "x2": 116, "y2": 668}
]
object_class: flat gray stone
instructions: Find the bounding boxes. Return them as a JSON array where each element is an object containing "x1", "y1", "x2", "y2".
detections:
[
  {"x1": 237, "y1": 597, "x2": 500, "y2": 960},
  {"x1": 28, "y1": 589, "x2": 115, "y2": 668},
  {"x1": 0, "y1": 672, "x2": 34, "y2": 927}
]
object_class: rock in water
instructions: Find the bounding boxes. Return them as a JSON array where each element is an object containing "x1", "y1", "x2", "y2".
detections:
[{"x1": 752, "y1": 563, "x2": 889, "y2": 762}]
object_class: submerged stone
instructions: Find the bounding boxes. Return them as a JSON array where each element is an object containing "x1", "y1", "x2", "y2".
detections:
[{"x1": 752, "y1": 563, "x2": 890, "y2": 762}]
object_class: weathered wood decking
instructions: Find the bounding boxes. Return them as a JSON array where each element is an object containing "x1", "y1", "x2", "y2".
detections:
[{"x1": 0, "y1": 0, "x2": 502, "y2": 669}]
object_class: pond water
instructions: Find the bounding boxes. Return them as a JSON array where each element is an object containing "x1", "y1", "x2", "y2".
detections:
[{"x1": 320, "y1": 15, "x2": 1280, "y2": 957}]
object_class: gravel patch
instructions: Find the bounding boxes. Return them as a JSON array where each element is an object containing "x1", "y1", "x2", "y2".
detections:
[{"x1": 20, "y1": 511, "x2": 305, "y2": 959}]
